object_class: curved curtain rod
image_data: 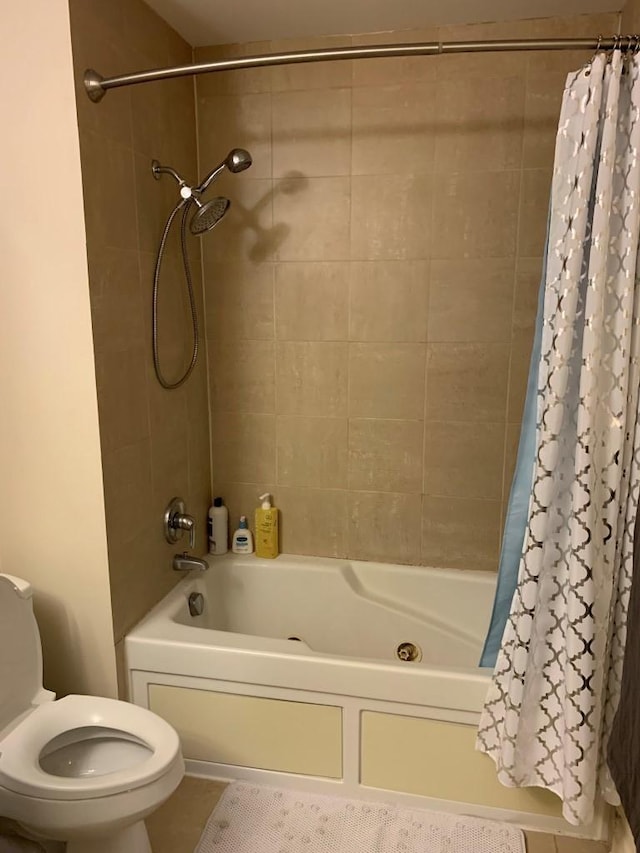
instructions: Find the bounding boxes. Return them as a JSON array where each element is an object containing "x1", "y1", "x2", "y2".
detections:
[{"x1": 85, "y1": 35, "x2": 632, "y2": 102}]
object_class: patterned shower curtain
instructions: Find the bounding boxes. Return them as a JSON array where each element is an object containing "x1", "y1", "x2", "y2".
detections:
[{"x1": 477, "y1": 50, "x2": 640, "y2": 825}]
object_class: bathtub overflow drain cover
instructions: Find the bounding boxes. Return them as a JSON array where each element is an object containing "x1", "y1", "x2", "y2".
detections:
[
  {"x1": 396, "y1": 642, "x2": 421, "y2": 662},
  {"x1": 188, "y1": 592, "x2": 204, "y2": 617}
]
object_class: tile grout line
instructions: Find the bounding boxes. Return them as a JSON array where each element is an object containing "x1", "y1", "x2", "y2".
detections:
[
  {"x1": 420, "y1": 270, "x2": 433, "y2": 563},
  {"x1": 192, "y1": 43, "x2": 215, "y2": 508},
  {"x1": 124, "y1": 78, "x2": 157, "y2": 512},
  {"x1": 269, "y1": 62, "x2": 279, "y2": 498},
  {"x1": 346, "y1": 50, "x2": 354, "y2": 560},
  {"x1": 420, "y1": 83, "x2": 439, "y2": 562}
]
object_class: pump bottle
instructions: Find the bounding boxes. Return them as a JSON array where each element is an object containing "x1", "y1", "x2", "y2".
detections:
[
  {"x1": 232, "y1": 516, "x2": 254, "y2": 554},
  {"x1": 255, "y1": 493, "x2": 279, "y2": 559}
]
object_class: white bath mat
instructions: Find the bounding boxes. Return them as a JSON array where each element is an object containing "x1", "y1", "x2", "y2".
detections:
[{"x1": 194, "y1": 782, "x2": 525, "y2": 853}]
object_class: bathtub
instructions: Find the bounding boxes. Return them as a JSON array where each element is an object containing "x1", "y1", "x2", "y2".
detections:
[{"x1": 125, "y1": 553, "x2": 607, "y2": 839}]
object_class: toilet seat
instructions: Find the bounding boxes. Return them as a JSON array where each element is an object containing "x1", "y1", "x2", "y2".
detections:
[{"x1": 0, "y1": 694, "x2": 181, "y2": 801}]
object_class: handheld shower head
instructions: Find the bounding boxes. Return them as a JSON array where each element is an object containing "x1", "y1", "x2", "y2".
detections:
[
  {"x1": 225, "y1": 148, "x2": 253, "y2": 173},
  {"x1": 196, "y1": 148, "x2": 253, "y2": 194},
  {"x1": 190, "y1": 196, "x2": 230, "y2": 235}
]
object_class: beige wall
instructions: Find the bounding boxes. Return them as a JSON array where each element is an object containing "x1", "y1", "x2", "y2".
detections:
[
  {"x1": 68, "y1": 0, "x2": 211, "y2": 645},
  {"x1": 196, "y1": 12, "x2": 617, "y2": 569},
  {"x1": 0, "y1": 0, "x2": 116, "y2": 698},
  {"x1": 622, "y1": 0, "x2": 640, "y2": 27}
]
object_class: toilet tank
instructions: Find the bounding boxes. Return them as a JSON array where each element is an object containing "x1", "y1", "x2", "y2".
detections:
[{"x1": 0, "y1": 574, "x2": 54, "y2": 735}]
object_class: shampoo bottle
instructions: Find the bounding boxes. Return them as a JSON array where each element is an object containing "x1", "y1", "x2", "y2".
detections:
[
  {"x1": 232, "y1": 516, "x2": 254, "y2": 554},
  {"x1": 255, "y1": 493, "x2": 279, "y2": 559},
  {"x1": 208, "y1": 497, "x2": 228, "y2": 555}
]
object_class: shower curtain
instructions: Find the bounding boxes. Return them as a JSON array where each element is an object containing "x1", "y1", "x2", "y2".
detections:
[{"x1": 477, "y1": 50, "x2": 640, "y2": 825}]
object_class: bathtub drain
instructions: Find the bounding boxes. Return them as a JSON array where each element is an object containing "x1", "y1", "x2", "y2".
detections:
[{"x1": 396, "y1": 642, "x2": 421, "y2": 662}]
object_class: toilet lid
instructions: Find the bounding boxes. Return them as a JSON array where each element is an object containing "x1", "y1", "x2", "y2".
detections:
[
  {"x1": 0, "y1": 575, "x2": 48, "y2": 733},
  {"x1": 0, "y1": 695, "x2": 182, "y2": 800}
]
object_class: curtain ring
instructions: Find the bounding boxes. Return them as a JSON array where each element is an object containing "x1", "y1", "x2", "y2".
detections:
[
  {"x1": 586, "y1": 34, "x2": 603, "y2": 75},
  {"x1": 608, "y1": 33, "x2": 622, "y2": 63},
  {"x1": 605, "y1": 34, "x2": 616, "y2": 63},
  {"x1": 626, "y1": 34, "x2": 636, "y2": 73},
  {"x1": 630, "y1": 35, "x2": 640, "y2": 76}
]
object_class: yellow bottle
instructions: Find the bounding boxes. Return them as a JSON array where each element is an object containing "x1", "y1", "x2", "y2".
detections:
[{"x1": 255, "y1": 493, "x2": 279, "y2": 559}]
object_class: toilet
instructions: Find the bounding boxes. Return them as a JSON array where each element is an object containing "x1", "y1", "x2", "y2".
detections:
[{"x1": 0, "y1": 573, "x2": 185, "y2": 853}]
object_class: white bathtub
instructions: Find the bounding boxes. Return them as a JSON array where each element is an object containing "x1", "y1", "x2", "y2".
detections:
[{"x1": 125, "y1": 553, "x2": 606, "y2": 839}]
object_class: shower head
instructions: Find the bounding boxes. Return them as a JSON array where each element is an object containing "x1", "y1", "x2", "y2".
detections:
[
  {"x1": 225, "y1": 148, "x2": 253, "y2": 173},
  {"x1": 196, "y1": 148, "x2": 253, "y2": 194},
  {"x1": 190, "y1": 196, "x2": 230, "y2": 235}
]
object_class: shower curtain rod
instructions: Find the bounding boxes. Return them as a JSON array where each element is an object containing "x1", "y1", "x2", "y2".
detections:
[{"x1": 84, "y1": 35, "x2": 632, "y2": 102}]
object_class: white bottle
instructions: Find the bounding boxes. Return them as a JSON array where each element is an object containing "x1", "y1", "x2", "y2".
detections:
[
  {"x1": 208, "y1": 497, "x2": 228, "y2": 555},
  {"x1": 232, "y1": 516, "x2": 254, "y2": 554}
]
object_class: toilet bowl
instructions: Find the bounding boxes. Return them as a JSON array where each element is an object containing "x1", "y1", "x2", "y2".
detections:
[{"x1": 0, "y1": 574, "x2": 185, "y2": 853}]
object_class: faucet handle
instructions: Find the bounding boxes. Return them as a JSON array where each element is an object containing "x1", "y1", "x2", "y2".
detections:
[
  {"x1": 173, "y1": 513, "x2": 196, "y2": 549},
  {"x1": 164, "y1": 497, "x2": 196, "y2": 549},
  {"x1": 183, "y1": 517, "x2": 196, "y2": 549}
]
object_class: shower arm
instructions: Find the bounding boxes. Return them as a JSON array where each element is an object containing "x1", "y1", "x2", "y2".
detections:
[
  {"x1": 151, "y1": 161, "x2": 189, "y2": 187},
  {"x1": 152, "y1": 160, "x2": 208, "y2": 202},
  {"x1": 85, "y1": 35, "x2": 632, "y2": 102}
]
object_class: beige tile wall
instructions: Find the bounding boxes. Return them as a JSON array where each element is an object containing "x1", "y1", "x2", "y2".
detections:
[
  {"x1": 623, "y1": 0, "x2": 640, "y2": 34},
  {"x1": 69, "y1": 0, "x2": 211, "y2": 645},
  {"x1": 197, "y1": 12, "x2": 618, "y2": 570}
]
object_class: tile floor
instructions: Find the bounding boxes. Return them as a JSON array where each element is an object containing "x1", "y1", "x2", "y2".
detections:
[{"x1": 148, "y1": 776, "x2": 611, "y2": 853}]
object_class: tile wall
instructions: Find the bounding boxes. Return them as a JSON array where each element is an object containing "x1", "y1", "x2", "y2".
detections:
[
  {"x1": 68, "y1": 0, "x2": 210, "y2": 645},
  {"x1": 196, "y1": 12, "x2": 617, "y2": 570},
  {"x1": 67, "y1": 4, "x2": 621, "y2": 631},
  {"x1": 623, "y1": 0, "x2": 640, "y2": 32}
]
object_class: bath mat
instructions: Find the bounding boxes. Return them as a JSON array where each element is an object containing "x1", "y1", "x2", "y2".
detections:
[{"x1": 194, "y1": 782, "x2": 525, "y2": 853}]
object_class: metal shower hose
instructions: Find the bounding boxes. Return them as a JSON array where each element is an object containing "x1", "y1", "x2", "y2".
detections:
[{"x1": 152, "y1": 198, "x2": 199, "y2": 389}]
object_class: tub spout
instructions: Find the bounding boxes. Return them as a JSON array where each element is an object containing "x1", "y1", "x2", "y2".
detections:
[{"x1": 173, "y1": 552, "x2": 209, "y2": 572}]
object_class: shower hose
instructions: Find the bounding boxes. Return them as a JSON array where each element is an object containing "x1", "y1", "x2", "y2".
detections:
[{"x1": 152, "y1": 198, "x2": 200, "y2": 390}]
